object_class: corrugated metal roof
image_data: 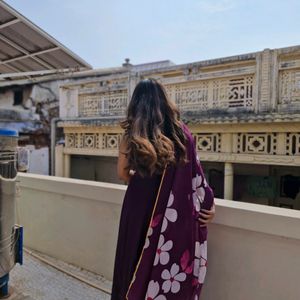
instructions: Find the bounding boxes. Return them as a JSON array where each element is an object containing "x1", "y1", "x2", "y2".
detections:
[{"x1": 0, "y1": 1, "x2": 91, "y2": 81}]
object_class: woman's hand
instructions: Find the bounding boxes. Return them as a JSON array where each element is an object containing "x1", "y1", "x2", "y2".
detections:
[{"x1": 198, "y1": 202, "x2": 216, "y2": 227}]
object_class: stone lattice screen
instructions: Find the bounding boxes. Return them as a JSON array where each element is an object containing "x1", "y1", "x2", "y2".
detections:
[
  {"x1": 66, "y1": 132, "x2": 122, "y2": 151},
  {"x1": 279, "y1": 69, "x2": 300, "y2": 104},
  {"x1": 78, "y1": 90, "x2": 128, "y2": 117},
  {"x1": 165, "y1": 75, "x2": 254, "y2": 111},
  {"x1": 190, "y1": 132, "x2": 300, "y2": 157},
  {"x1": 75, "y1": 74, "x2": 256, "y2": 118}
]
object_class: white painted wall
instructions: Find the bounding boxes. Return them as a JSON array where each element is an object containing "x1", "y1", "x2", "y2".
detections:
[
  {"x1": 26, "y1": 146, "x2": 49, "y2": 175},
  {"x1": 0, "y1": 90, "x2": 14, "y2": 108},
  {"x1": 17, "y1": 173, "x2": 124, "y2": 280},
  {"x1": 59, "y1": 88, "x2": 78, "y2": 118},
  {"x1": 17, "y1": 173, "x2": 300, "y2": 299}
]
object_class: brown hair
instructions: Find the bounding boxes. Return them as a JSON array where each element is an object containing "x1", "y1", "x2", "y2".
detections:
[{"x1": 120, "y1": 78, "x2": 188, "y2": 177}]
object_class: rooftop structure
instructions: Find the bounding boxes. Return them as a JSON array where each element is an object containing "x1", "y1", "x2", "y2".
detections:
[
  {"x1": 10, "y1": 172, "x2": 300, "y2": 300},
  {"x1": 9, "y1": 252, "x2": 110, "y2": 300},
  {"x1": 0, "y1": 0, "x2": 94, "y2": 175},
  {"x1": 0, "y1": 1, "x2": 91, "y2": 82}
]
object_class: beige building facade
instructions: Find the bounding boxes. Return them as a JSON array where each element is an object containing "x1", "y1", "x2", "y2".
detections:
[{"x1": 56, "y1": 45, "x2": 300, "y2": 209}]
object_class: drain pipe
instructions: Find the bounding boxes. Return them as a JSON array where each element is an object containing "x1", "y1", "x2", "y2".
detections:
[{"x1": 50, "y1": 117, "x2": 62, "y2": 176}]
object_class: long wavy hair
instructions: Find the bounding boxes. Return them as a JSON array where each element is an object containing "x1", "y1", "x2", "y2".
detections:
[{"x1": 119, "y1": 78, "x2": 188, "y2": 177}]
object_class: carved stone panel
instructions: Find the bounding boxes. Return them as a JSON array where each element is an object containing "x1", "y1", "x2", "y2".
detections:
[
  {"x1": 78, "y1": 90, "x2": 128, "y2": 117},
  {"x1": 279, "y1": 70, "x2": 300, "y2": 104},
  {"x1": 192, "y1": 133, "x2": 221, "y2": 153},
  {"x1": 286, "y1": 133, "x2": 300, "y2": 155},
  {"x1": 236, "y1": 133, "x2": 277, "y2": 155},
  {"x1": 165, "y1": 75, "x2": 254, "y2": 112},
  {"x1": 65, "y1": 132, "x2": 123, "y2": 151}
]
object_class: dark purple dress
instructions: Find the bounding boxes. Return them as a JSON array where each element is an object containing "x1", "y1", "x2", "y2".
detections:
[
  {"x1": 111, "y1": 122, "x2": 214, "y2": 300},
  {"x1": 111, "y1": 172, "x2": 163, "y2": 299}
]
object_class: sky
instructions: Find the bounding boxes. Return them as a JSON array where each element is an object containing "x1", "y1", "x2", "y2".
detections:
[{"x1": 5, "y1": 0, "x2": 300, "y2": 69}]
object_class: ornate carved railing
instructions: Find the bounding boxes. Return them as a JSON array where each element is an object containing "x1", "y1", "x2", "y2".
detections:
[
  {"x1": 64, "y1": 130, "x2": 300, "y2": 157},
  {"x1": 65, "y1": 132, "x2": 122, "y2": 151},
  {"x1": 78, "y1": 90, "x2": 128, "y2": 117},
  {"x1": 190, "y1": 131, "x2": 300, "y2": 157},
  {"x1": 235, "y1": 133, "x2": 277, "y2": 155},
  {"x1": 75, "y1": 74, "x2": 255, "y2": 118},
  {"x1": 165, "y1": 75, "x2": 255, "y2": 111},
  {"x1": 286, "y1": 133, "x2": 300, "y2": 155},
  {"x1": 192, "y1": 133, "x2": 221, "y2": 152},
  {"x1": 279, "y1": 69, "x2": 300, "y2": 104}
]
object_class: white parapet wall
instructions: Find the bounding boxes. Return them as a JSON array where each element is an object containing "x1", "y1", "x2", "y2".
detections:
[
  {"x1": 201, "y1": 199, "x2": 300, "y2": 300},
  {"x1": 17, "y1": 173, "x2": 300, "y2": 299},
  {"x1": 17, "y1": 172, "x2": 125, "y2": 281}
]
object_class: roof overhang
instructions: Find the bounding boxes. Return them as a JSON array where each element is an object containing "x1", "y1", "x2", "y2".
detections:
[{"x1": 0, "y1": 1, "x2": 92, "y2": 82}]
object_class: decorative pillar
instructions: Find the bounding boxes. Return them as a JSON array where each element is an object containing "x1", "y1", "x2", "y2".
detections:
[
  {"x1": 224, "y1": 162, "x2": 234, "y2": 200},
  {"x1": 221, "y1": 133, "x2": 233, "y2": 153},
  {"x1": 271, "y1": 49, "x2": 279, "y2": 111},
  {"x1": 55, "y1": 144, "x2": 64, "y2": 177},
  {"x1": 257, "y1": 48, "x2": 274, "y2": 112},
  {"x1": 63, "y1": 153, "x2": 71, "y2": 178}
]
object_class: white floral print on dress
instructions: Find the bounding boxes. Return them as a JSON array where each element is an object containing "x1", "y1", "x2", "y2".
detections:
[
  {"x1": 196, "y1": 154, "x2": 208, "y2": 188},
  {"x1": 192, "y1": 173, "x2": 205, "y2": 212},
  {"x1": 145, "y1": 280, "x2": 167, "y2": 300},
  {"x1": 161, "y1": 263, "x2": 187, "y2": 294},
  {"x1": 154, "y1": 234, "x2": 173, "y2": 266},
  {"x1": 193, "y1": 241, "x2": 207, "y2": 284},
  {"x1": 161, "y1": 191, "x2": 178, "y2": 232}
]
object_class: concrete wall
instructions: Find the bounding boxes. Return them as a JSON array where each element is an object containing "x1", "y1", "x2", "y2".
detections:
[
  {"x1": 17, "y1": 173, "x2": 300, "y2": 299},
  {"x1": 17, "y1": 173, "x2": 125, "y2": 280},
  {"x1": 27, "y1": 146, "x2": 49, "y2": 175},
  {"x1": 201, "y1": 200, "x2": 300, "y2": 300}
]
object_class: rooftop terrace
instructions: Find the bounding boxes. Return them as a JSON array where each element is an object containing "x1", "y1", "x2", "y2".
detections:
[
  {"x1": 11, "y1": 172, "x2": 300, "y2": 300},
  {"x1": 9, "y1": 251, "x2": 110, "y2": 300}
]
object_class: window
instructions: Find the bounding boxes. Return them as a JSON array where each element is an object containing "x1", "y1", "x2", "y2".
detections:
[
  {"x1": 13, "y1": 89, "x2": 23, "y2": 106},
  {"x1": 280, "y1": 175, "x2": 300, "y2": 199}
]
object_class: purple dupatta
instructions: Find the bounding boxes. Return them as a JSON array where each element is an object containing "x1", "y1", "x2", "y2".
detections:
[{"x1": 125, "y1": 122, "x2": 215, "y2": 300}]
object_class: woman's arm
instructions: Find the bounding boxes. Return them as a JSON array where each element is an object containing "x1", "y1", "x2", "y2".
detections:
[{"x1": 117, "y1": 134, "x2": 132, "y2": 184}]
